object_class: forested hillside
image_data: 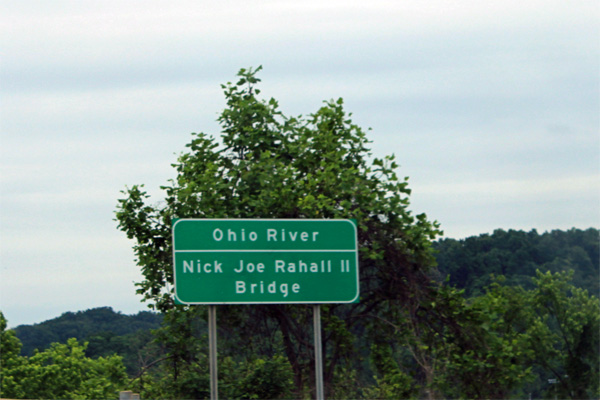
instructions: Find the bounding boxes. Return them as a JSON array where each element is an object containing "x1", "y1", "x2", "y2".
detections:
[
  {"x1": 12, "y1": 307, "x2": 162, "y2": 376},
  {"x1": 14, "y1": 228, "x2": 597, "y2": 358},
  {"x1": 8, "y1": 228, "x2": 597, "y2": 399},
  {"x1": 4, "y1": 66, "x2": 598, "y2": 399},
  {"x1": 434, "y1": 228, "x2": 599, "y2": 296},
  {"x1": 14, "y1": 307, "x2": 161, "y2": 356}
]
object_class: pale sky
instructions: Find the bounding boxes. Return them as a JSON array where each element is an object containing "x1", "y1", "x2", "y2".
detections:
[{"x1": 1, "y1": 0, "x2": 598, "y2": 327}]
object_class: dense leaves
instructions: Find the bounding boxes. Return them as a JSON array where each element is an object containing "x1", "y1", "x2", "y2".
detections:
[
  {"x1": 111, "y1": 68, "x2": 598, "y2": 399},
  {"x1": 528, "y1": 270, "x2": 599, "y2": 398},
  {"x1": 1, "y1": 312, "x2": 128, "y2": 399},
  {"x1": 12, "y1": 307, "x2": 162, "y2": 376},
  {"x1": 434, "y1": 228, "x2": 599, "y2": 296},
  {"x1": 3, "y1": 230, "x2": 598, "y2": 398},
  {"x1": 2, "y1": 67, "x2": 597, "y2": 399},
  {"x1": 115, "y1": 66, "x2": 441, "y2": 398},
  {"x1": 364, "y1": 270, "x2": 599, "y2": 399}
]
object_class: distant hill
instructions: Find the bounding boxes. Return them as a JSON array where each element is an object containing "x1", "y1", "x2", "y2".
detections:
[
  {"x1": 433, "y1": 227, "x2": 599, "y2": 297},
  {"x1": 14, "y1": 306, "x2": 162, "y2": 361},
  {"x1": 11, "y1": 228, "x2": 598, "y2": 379}
]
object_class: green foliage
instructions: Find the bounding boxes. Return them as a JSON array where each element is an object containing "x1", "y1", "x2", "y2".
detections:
[
  {"x1": 370, "y1": 283, "x2": 536, "y2": 399},
  {"x1": 364, "y1": 269, "x2": 600, "y2": 399},
  {"x1": 528, "y1": 270, "x2": 600, "y2": 399},
  {"x1": 115, "y1": 66, "x2": 441, "y2": 398},
  {"x1": 363, "y1": 343, "x2": 417, "y2": 399},
  {"x1": 14, "y1": 306, "x2": 162, "y2": 357},
  {"x1": 431, "y1": 271, "x2": 599, "y2": 399},
  {"x1": 113, "y1": 66, "x2": 599, "y2": 399},
  {"x1": 133, "y1": 352, "x2": 294, "y2": 400},
  {"x1": 1, "y1": 313, "x2": 128, "y2": 400},
  {"x1": 437, "y1": 283, "x2": 535, "y2": 398},
  {"x1": 12, "y1": 307, "x2": 162, "y2": 378},
  {"x1": 363, "y1": 370, "x2": 416, "y2": 400},
  {"x1": 327, "y1": 366, "x2": 364, "y2": 399},
  {"x1": 135, "y1": 354, "x2": 209, "y2": 400},
  {"x1": 434, "y1": 228, "x2": 599, "y2": 296},
  {"x1": 219, "y1": 355, "x2": 294, "y2": 399},
  {"x1": 85, "y1": 328, "x2": 161, "y2": 376},
  {"x1": 133, "y1": 306, "x2": 209, "y2": 399},
  {"x1": 1, "y1": 311, "x2": 26, "y2": 398}
]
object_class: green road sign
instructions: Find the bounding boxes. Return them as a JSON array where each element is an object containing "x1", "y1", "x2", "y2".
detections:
[{"x1": 172, "y1": 219, "x2": 359, "y2": 304}]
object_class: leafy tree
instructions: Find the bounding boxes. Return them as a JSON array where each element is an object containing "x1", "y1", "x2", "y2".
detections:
[
  {"x1": 368, "y1": 281, "x2": 536, "y2": 399},
  {"x1": 115, "y1": 66, "x2": 441, "y2": 397},
  {"x1": 528, "y1": 270, "x2": 600, "y2": 399},
  {"x1": 85, "y1": 328, "x2": 161, "y2": 376},
  {"x1": 14, "y1": 307, "x2": 162, "y2": 357},
  {"x1": 116, "y1": 67, "x2": 599, "y2": 400},
  {"x1": 1, "y1": 311, "x2": 26, "y2": 398},
  {"x1": 363, "y1": 342, "x2": 417, "y2": 399},
  {"x1": 434, "y1": 228, "x2": 599, "y2": 296},
  {"x1": 366, "y1": 267, "x2": 599, "y2": 399},
  {"x1": 11, "y1": 307, "x2": 162, "y2": 380},
  {"x1": 431, "y1": 271, "x2": 598, "y2": 399},
  {"x1": 220, "y1": 355, "x2": 294, "y2": 399},
  {"x1": 1, "y1": 312, "x2": 128, "y2": 400}
]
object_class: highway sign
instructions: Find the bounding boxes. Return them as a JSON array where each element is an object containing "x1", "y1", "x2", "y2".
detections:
[{"x1": 172, "y1": 219, "x2": 359, "y2": 304}]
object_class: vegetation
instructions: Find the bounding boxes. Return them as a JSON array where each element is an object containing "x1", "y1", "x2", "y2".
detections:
[
  {"x1": 434, "y1": 228, "x2": 599, "y2": 296},
  {"x1": 115, "y1": 65, "x2": 442, "y2": 399},
  {"x1": 2, "y1": 68, "x2": 597, "y2": 399},
  {"x1": 12, "y1": 307, "x2": 162, "y2": 376},
  {"x1": 1, "y1": 312, "x2": 128, "y2": 399},
  {"x1": 369, "y1": 270, "x2": 599, "y2": 399},
  {"x1": 4, "y1": 264, "x2": 597, "y2": 399},
  {"x1": 112, "y1": 67, "x2": 598, "y2": 399}
]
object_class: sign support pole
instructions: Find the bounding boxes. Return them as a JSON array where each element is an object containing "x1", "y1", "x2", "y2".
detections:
[
  {"x1": 313, "y1": 304, "x2": 324, "y2": 400},
  {"x1": 208, "y1": 305, "x2": 218, "y2": 400}
]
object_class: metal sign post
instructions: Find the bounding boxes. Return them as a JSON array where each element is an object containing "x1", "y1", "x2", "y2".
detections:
[
  {"x1": 208, "y1": 305, "x2": 218, "y2": 400},
  {"x1": 172, "y1": 219, "x2": 360, "y2": 400},
  {"x1": 313, "y1": 305, "x2": 324, "y2": 400}
]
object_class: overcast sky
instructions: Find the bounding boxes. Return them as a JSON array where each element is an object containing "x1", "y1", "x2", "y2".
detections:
[{"x1": 1, "y1": 1, "x2": 598, "y2": 327}]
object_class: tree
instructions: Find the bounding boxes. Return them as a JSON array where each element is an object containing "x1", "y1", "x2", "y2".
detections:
[
  {"x1": 429, "y1": 271, "x2": 599, "y2": 399},
  {"x1": 529, "y1": 270, "x2": 600, "y2": 399},
  {"x1": 433, "y1": 228, "x2": 600, "y2": 296},
  {"x1": 13, "y1": 307, "x2": 162, "y2": 358},
  {"x1": 1, "y1": 312, "x2": 128, "y2": 400},
  {"x1": 115, "y1": 66, "x2": 441, "y2": 397},
  {"x1": 1, "y1": 311, "x2": 26, "y2": 398},
  {"x1": 366, "y1": 281, "x2": 535, "y2": 399}
]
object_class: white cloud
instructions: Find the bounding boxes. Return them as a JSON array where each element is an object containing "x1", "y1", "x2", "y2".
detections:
[
  {"x1": 417, "y1": 175, "x2": 599, "y2": 201},
  {"x1": 0, "y1": 0, "x2": 597, "y2": 326}
]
